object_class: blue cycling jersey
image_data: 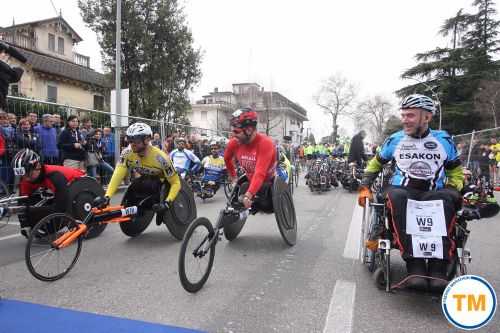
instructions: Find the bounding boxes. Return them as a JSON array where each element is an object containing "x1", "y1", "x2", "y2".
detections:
[{"x1": 378, "y1": 129, "x2": 460, "y2": 190}]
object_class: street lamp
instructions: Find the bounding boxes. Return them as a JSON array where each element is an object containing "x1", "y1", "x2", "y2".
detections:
[{"x1": 402, "y1": 76, "x2": 442, "y2": 130}]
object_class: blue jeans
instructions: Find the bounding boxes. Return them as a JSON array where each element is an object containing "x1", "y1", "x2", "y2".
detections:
[{"x1": 87, "y1": 160, "x2": 114, "y2": 183}]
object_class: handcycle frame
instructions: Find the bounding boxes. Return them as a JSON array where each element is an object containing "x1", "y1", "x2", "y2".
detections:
[
  {"x1": 360, "y1": 178, "x2": 473, "y2": 293},
  {"x1": 24, "y1": 200, "x2": 140, "y2": 281},
  {"x1": 178, "y1": 173, "x2": 297, "y2": 293}
]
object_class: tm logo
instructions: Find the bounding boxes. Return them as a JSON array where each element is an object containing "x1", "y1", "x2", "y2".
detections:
[{"x1": 442, "y1": 275, "x2": 497, "y2": 330}]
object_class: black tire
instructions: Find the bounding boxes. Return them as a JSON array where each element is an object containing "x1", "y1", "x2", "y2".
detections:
[
  {"x1": 67, "y1": 177, "x2": 108, "y2": 240},
  {"x1": 273, "y1": 177, "x2": 297, "y2": 246},
  {"x1": 0, "y1": 179, "x2": 10, "y2": 229},
  {"x1": 373, "y1": 267, "x2": 386, "y2": 290},
  {"x1": 294, "y1": 166, "x2": 299, "y2": 188},
  {"x1": 161, "y1": 178, "x2": 197, "y2": 240},
  {"x1": 224, "y1": 216, "x2": 247, "y2": 241},
  {"x1": 120, "y1": 193, "x2": 154, "y2": 237},
  {"x1": 25, "y1": 213, "x2": 83, "y2": 281},
  {"x1": 288, "y1": 175, "x2": 294, "y2": 195},
  {"x1": 178, "y1": 217, "x2": 216, "y2": 293}
]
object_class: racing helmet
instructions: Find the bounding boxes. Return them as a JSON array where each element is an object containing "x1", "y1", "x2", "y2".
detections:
[
  {"x1": 126, "y1": 122, "x2": 152, "y2": 139},
  {"x1": 230, "y1": 107, "x2": 258, "y2": 128},
  {"x1": 400, "y1": 94, "x2": 436, "y2": 115},
  {"x1": 209, "y1": 140, "x2": 219, "y2": 149},
  {"x1": 12, "y1": 149, "x2": 40, "y2": 176}
]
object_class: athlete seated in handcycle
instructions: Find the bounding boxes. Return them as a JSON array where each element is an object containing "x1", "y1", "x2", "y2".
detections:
[
  {"x1": 197, "y1": 141, "x2": 227, "y2": 198},
  {"x1": 9, "y1": 149, "x2": 87, "y2": 238},
  {"x1": 358, "y1": 94, "x2": 464, "y2": 293},
  {"x1": 224, "y1": 107, "x2": 277, "y2": 215}
]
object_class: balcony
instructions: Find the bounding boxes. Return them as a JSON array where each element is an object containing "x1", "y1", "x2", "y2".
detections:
[
  {"x1": 73, "y1": 52, "x2": 90, "y2": 68},
  {"x1": 1, "y1": 33, "x2": 36, "y2": 50}
]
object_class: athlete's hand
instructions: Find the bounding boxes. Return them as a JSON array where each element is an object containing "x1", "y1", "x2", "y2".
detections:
[
  {"x1": 357, "y1": 186, "x2": 373, "y2": 208},
  {"x1": 243, "y1": 192, "x2": 253, "y2": 209},
  {"x1": 94, "y1": 196, "x2": 110, "y2": 209}
]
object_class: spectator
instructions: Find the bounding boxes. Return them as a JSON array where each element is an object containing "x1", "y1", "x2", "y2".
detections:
[
  {"x1": 27, "y1": 112, "x2": 38, "y2": 132},
  {"x1": 163, "y1": 135, "x2": 175, "y2": 154},
  {"x1": 348, "y1": 130, "x2": 367, "y2": 166},
  {"x1": 489, "y1": 138, "x2": 499, "y2": 185},
  {"x1": 151, "y1": 132, "x2": 162, "y2": 149},
  {"x1": 80, "y1": 116, "x2": 93, "y2": 139},
  {"x1": 85, "y1": 128, "x2": 114, "y2": 182},
  {"x1": 58, "y1": 115, "x2": 86, "y2": 171},
  {"x1": 7, "y1": 113, "x2": 16, "y2": 128},
  {"x1": 16, "y1": 117, "x2": 40, "y2": 151},
  {"x1": 52, "y1": 114, "x2": 63, "y2": 135},
  {"x1": 102, "y1": 127, "x2": 115, "y2": 167},
  {"x1": 0, "y1": 112, "x2": 14, "y2": 189},
  {"x1": 35, "y1": 114, "x2": 59, "y2": 165}
]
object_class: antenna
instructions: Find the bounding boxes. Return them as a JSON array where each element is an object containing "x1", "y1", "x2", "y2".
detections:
[{"x1": 49, "y1": 0, "x2": 59, "y2": 17}]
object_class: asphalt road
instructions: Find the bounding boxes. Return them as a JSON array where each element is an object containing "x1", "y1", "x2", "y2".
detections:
[{"x1": 0, "y1": 181, "x2": 499, "y2": 333}]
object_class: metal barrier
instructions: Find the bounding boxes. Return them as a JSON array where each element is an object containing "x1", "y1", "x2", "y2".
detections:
[
  {"x1": 0, "y1": 96, "x2": 231, "y2": 189},
  {"x1": 452, "y1": 127, "x2": 500, "y2": 185}
]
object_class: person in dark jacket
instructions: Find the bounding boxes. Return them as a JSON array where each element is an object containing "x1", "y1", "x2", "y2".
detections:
[
  {"x1": 35, "y1": 114, "x2": 59, "y2": 165},
  {"x1": 16, "y1": 117, "x2": 40, "y2": 152},
  {"x1": 348, "y1": 130, "x2": 367, "y2": 166},
  {"x1": 58, "y1": 115, "x2": 86, "y2": 171}
]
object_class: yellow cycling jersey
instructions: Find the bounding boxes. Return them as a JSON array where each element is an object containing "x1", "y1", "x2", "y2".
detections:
[{"x1": 105, "y1": 145, "x2": 181, "y2": 202}]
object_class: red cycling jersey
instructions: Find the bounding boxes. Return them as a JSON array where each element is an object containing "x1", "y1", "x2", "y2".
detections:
[
  {"x1": 224, "y1": 133, "x2": 277, "y2": 196},
  {"x1": 19, "y1": 164, "x2": 85, "y2": 196}
]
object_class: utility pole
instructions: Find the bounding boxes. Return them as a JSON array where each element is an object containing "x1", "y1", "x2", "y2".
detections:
[{"x1": 114, "y1": 0, "x2": 122, "y2": 164}]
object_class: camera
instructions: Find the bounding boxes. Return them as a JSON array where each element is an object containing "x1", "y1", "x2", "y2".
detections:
[{"x1": 0, "y1": 41, "x2": 26, "y2": 111}]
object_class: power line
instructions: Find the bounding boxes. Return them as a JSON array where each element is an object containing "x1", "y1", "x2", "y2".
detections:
[{"x1": 49, "y1": 0, "x2": 59, "y2": 17}]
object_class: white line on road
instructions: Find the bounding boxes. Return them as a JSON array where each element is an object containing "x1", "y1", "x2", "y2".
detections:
[
  {"x1": 0, "y1": 233, "x2": 21, "y2": 241},
  {"x1": 323, "y1": 280, "x2": 356, "y2": 333},
  {"x1": 342, "y1": 202, "x2": 363, "y2": 260}
]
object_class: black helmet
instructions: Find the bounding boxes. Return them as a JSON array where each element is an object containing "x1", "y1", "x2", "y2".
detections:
[{"x1": 12, "y1": 149, "x2": 40, "y2": 176}]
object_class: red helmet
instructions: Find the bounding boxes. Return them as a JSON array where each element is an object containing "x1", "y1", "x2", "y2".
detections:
[{"x1": 230, "y1": 107, "x2": 258, "y2": 128}]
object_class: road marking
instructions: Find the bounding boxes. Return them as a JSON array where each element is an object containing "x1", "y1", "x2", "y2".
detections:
[
  {"x1": 342, "y1": 202, "x2": 363, "y2": 260},
  {"x1": 0, "y1": 233, "x2": 21, "y2": 241},
  {"x1": 323, "y1": 280, "x2": 356, "y2": 333}
]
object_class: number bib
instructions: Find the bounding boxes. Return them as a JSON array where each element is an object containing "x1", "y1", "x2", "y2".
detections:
[
  {"x1": 411, "y1": 235, "x2": 444, "y2": 259},
  {"x1": 406, "y1": 199, "x2": 447, "y2": 237}
]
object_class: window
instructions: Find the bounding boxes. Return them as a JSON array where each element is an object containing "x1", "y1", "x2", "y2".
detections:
[
  {"x1": 48, "y1": 33, "x2": 55, "y2": 51},
  {"x1": 94, "y1": 95, "x2": 104, "y2": 110},
  {"x1": 10, "y1": 84, "x2": 19, "y2": 96},
  {"x1": 57, "y1": 37, "x2": 64, "y2": 55},
  {"x1": 201, "y1": 111, "x2": 208, "y2": 122},
  {"x1": 47, "y1": 84, "x2": 57, "y2": 103}
]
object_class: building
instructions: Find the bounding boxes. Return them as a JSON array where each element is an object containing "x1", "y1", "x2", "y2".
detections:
[
  {"x1": 0, "y1": 16, "x2": 110, "y2": 110},
  {"x1": 189, "y1": 83, "x2": 308, "y2": 144}
]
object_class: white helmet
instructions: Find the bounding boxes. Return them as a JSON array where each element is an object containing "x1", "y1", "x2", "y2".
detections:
[
  {"x1": 126, "y1": 122, "x2": 152, "y2": 138},
  {"x1": 400, "y1": 94, "x2": 436, "y2": 115}
]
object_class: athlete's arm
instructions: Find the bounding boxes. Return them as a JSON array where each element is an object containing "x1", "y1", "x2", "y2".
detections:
[
  {"x1": 247, "y1": 138, "x2": 275, "y2": 196},
  {"x1": 224, "y1": 140, "x2": 238, "y2": 178},
  {"x1": 105, "y1": 149, "x2": 130, "y2": 198},
  {"x1": 157, "y1": 152, "x2": 181, "y2": 202}
]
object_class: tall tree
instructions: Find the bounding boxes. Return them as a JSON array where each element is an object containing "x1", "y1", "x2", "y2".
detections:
[
  {"x1": 314, "y1": 73, "x2": 357, "y2": 144},
  {"x1": 78, "y1": 0, "x2": 202, "y2": 121}
]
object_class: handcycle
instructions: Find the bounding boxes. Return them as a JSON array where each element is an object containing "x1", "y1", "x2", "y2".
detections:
[
  {"x1": 178, "y1": 174, "x2": 297, "y2": 293},
  {"x1": 0, "y1": 177, "x2": 107, "y2": 239},
  {"x1": 24, "y1": 199, "x2": 138, "y2": 281},
  {"x1": 360, "y1": 174, "x2": 477, "y2": 293}
]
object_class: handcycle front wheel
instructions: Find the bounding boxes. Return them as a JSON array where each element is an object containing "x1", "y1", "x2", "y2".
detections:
[
  {"x1": 178, "y1": 217, "x2": 217, "y2": 293},
  {"x1": 25, "y1": 213, "x2": 83, "y2": 281}
]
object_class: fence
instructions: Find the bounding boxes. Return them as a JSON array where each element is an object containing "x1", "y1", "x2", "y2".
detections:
[
  {"x1": 0, "y1": 95, "x2": 231, "y2": 190},
  {"x1": 452, "y1": 127, "x2": 500, "y2": 185}
]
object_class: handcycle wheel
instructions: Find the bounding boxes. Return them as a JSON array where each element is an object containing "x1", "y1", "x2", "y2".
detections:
[
  {"x1": 372, "y1": 267, "x2": 387, "y2": 290},
  {"x1": 224, "y1": 215, "x2": 247, "y2": 241},
  {"x1": 273, "y1": 177, "x2": 297, "y2": 246},
  {"x1": 25, "y1": 213, "x2": 83, "y2": 281},
  {"x1": 224, "y1": 182, "x2": 233, "y2": 200},
  {"x1": 178, "y1": 217, "x2": 216, "y2": 293},
  {"x1": 294, "y1": 165, "x2": 299, "y2": 188},
  {"x1": 288, "y1": 173, "x2": 294, "y2": 195},
  {"x1": 161, "y1": 178, "x2": 197, "y2": 240}
]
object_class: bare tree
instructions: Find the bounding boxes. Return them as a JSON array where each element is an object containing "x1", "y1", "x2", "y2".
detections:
[
  {"x1": 354, "y1": 95, "x2": 394, "y2": 144},
  {"x1": 315, "y1": 73, "x2": 357, "y2": 144}
]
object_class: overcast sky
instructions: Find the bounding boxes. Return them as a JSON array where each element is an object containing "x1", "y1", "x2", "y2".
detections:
[{"x1": 2, "y1": 0, "x2": 479, "y2": 138}]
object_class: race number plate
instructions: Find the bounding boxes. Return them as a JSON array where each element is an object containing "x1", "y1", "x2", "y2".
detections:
[
  {"x1": 411, "y1": 235, "x2": 444, "y2": 259},
  {"x1": 406, "y1": 199, "x2": 447, "y2": 237}
]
